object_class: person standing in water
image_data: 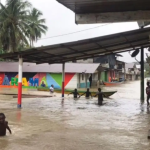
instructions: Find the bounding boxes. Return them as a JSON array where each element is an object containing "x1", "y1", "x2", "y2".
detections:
[
  {"x1": 80, "y1": 88, "x2": 92, "y2": 98},
  {"x1": 0, "y1": 113, "x2": 11, "y2": 136},
  {"x1": 89, "y1": 74, "x2": 92, "y2": 88},
  {"x1": 50, "y1": 84, "x2": 54, "y2": 93},
  {"x1": 94, "y1": 88, "x2": 104, "y2": 105},
  {"x1": 146, "y1": 82, "x2": 150, "y2": 106},
  {"x1": 68, "y1": 89, "x2": 80, "y2": 99}
]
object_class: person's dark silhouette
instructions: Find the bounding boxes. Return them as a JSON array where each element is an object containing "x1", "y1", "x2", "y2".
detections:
[
  {"x1": 146, "y1": 81, "x2": 150, "y2": 106},
  {"x1": 94, "y1": 88, "x2": 105, "y2": 106},
  {"x1": 0, "y1": 113, "x2": 11, "y2": 136},
  {"x1": 89, "y1": 74, "x2": 92, "y2": 88},
  {"x1": 80, "y1": 88, "x2": 92, "y2": 98},
  {"x1": 68, "y1": 89, "x2": 80, "y2": 99}
]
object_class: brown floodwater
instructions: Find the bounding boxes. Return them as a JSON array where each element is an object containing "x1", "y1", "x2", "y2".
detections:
[{"x1": 0, "y1": 80, "x2": 150, "y2": 150}]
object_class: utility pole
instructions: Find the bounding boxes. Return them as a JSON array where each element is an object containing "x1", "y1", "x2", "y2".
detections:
[
  {"x1": 140, "y1": 46, "x2": 145, "y2": 103},
  {"x1": 138, "y1": 23, "x2": 146, "y2": 103}
]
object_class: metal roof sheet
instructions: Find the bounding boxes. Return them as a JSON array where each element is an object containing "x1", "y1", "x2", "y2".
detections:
[
  {"x1": 56, "y1": 0, "x2": 150, "y2": 14},
  {"x1": 0, "y1": 27, "x2": 150, "y2": 64},
  {"x1": 0, "y1": 62, "x2": 99, "y2": 73}
]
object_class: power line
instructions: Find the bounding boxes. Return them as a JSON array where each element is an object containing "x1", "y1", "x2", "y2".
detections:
[{"x1": 38, "y1": 23, "x2": 112, "y2": 41}]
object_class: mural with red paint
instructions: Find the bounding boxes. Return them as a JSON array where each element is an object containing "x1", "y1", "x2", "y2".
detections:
[
  {"x1": 0, "y1": 73, "x2": 5, "y2": 85},
  {"x1": 65, "y1": 73, "x2": 75, "y2": 87}
]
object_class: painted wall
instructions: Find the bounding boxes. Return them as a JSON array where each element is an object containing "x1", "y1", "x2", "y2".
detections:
[
  {"x1": 78, "y1": 73, "x2": 90, "y2": 88},
  {"x1": 0, "y1": 72, "x2": 77, "y2": 89},
  {"x1": 101, "y1": 71, "x2": 108, "y2": 82},
  {"x1": 92, "y1": 72, "x2": 99, "y2": 86}
]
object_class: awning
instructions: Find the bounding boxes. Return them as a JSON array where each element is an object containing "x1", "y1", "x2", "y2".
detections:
[
  {"x1": 56, "y1": 0, "x2": 150, "y2": 23},
  {"x1": 0, "y1": 62, "x2": 100, "y2": 73},
  {"x1": 57, "y1": 0, "x2": 150, "y2": 14},
  {"x1": 0, "y1": 27, "x2": 150, "y2": 64}
]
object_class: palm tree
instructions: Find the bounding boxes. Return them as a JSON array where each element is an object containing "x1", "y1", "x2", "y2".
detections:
[
  {"x1": 0, "y1": 0, "x2": 31, "y2": 52},
  {"x1": 27, "y1": 8, "x2": 48, "y2": 47},
  {"x1": 0, "y1": 0, "x2": 48, "y2": 52}
]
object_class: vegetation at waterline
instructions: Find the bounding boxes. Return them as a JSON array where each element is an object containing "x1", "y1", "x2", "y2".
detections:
[{"x1": 0, "y1": 0, "x2": 48, "y2": 53}]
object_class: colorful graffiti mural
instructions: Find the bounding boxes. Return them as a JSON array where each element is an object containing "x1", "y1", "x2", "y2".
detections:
[{"x1": 0, "y1": 73, "x2": 76, "y2": 89}]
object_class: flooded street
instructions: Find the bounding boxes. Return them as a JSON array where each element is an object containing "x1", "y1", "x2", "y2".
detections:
[{"x1": 1, "y1": 80, "x2": 150, "y2": 150}]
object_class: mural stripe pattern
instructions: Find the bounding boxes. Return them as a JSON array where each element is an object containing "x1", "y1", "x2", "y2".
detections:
[{"x1": 0, "y1": 72, "x2": 76, "y2": 89}]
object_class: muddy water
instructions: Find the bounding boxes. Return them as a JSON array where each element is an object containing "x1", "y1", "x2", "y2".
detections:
[{"x1": 0, "y1": 80, "x2": 150, "y2": 150}]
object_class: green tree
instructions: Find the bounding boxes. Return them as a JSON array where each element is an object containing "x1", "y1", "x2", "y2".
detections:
[
  {"x1": 0, "y1": 0, "x2": 31, "y2": 52},
  {"x1": 0, "y1": 0, "x2": 48, "y2": 52},
  {"x1": 27, "y1": 8, "x2": 48, "y2": 47}
]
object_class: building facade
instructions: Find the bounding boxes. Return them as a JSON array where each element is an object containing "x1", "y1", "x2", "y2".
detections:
[
  {"x1": 0, "y1": 62, "x2": 100, "y2": 89},
  {"x1": 125, "y1": 63, "x2": 140, "y2": 81}
]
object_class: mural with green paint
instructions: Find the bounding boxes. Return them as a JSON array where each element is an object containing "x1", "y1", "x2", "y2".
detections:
[
  {"x1": 50, "y1": 73, "x2": 62, "y2": 87},
  {"x1": 11, "y1": 78, "x2": 18, "y2": 86},
  {"x1": 40, "y1": 76, "x2": 48, "y2": 86},
  {"x1": 0, "y1": 72, "x2": 76, "y2": 89}
]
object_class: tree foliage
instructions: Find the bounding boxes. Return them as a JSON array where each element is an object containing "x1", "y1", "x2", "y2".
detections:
[{"x1": 0, "y1": 0, "x2": 48, "y2": 52}]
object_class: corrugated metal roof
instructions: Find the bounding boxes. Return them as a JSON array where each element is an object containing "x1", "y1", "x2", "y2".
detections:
[
  {"x1": 57, "y1": 0, "x2": 150, "y2": 14},
  {"x1": 0, "y1": 27, "x2": 150, "y2": 64},
  {"x1": 0, "y1": 62, "x2": 99, "y2": 73}
]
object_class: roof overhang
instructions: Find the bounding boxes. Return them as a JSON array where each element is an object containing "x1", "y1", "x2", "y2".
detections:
[
  {"x1": 0, "y1": 27, "x2": 150, "y2": 64},
  {"x1": 56, "y1": 0, "x2": 150, "y2": 24},
  {"x1": 0, "y1": 62, "x2": 99, "y2": 73}
]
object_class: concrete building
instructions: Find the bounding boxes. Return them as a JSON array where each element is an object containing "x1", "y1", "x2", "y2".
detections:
[
  {"x1": 125, "y1": 63, "x2": 140, "y2": 80},
  {"x1": 0, "y1": 62, "x2": 102, "y2": 89}
]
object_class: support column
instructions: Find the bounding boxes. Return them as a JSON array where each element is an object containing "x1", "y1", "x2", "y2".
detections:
[
  {"x1": 62, "y1": 63, "x2": 65, "y2": 98},
  {"x1": 18, "y1": 57, "x2": 23, "y2": 108},
  {"x1": 124, "y1": 63, "x2": 126, "y2": 80},
  {"x1": 79, "y1": 74, "x2": 81, "y2": 88},
  {"x1": 140, "y1": 47, "x2": 144, "y2": 103}
]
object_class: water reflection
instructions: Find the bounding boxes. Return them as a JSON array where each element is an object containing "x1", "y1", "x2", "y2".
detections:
[
  {"x1": 0, "y1": 137, "x2": 9, "y2": 150},
  {"x1": 16, "y1": 110, "x2": 21, "y2": 122},
  {"x1": 147, "y1": 107, "x2": 150, "y2": 114}
]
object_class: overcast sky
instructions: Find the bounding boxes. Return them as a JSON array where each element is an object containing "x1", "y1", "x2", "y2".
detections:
[{"x1": 2, "y1": 0, "x2": 149, "y2": 63}]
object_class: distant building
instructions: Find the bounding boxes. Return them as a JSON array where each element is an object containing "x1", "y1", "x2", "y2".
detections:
[
  {"x1": 125, "y1": 63, "x2": 140, "y2": 80},
  {"x1": 76, "y1": 56, "x2": 140, "y2": 82},
  {"x1": 115, "y1": 60, "x2": 126, "y2": 81}
]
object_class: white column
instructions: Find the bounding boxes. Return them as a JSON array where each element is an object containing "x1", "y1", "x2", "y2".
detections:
[
  {"x1": 18, "y1": 57, "x2": 23, "y2": 108},
  {"x1": 18, "y1": 58, "x2": 23, "y2": 82}
]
